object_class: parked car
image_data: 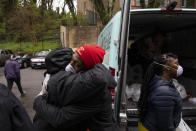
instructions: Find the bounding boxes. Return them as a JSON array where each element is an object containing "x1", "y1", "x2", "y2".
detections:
[
  {"x1": 0, "y1": 49, "x2": 14, "y2": 66},
  {"x1": 15, "y1": 53, "x2": 33, "y2": 68},
  {"x1": 31, "y1": 50, "x2": 50, "y2": 69},
  {"x1": 97, "y1": 1, "x2": 196, "y2": 130}
]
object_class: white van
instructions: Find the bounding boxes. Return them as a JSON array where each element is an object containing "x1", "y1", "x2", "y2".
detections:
[{"x1": 97, "y1": 0, "x2": 196, "y2": 130}]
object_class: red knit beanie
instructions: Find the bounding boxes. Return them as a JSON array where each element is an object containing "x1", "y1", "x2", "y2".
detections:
[{"x1": 75, "y1": 45, "x2": 105, "y2": 69}]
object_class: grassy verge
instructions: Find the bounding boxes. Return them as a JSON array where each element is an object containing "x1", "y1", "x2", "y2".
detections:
[{"x1": 0, "y1": 41, "x2": 61, "y2": 53}]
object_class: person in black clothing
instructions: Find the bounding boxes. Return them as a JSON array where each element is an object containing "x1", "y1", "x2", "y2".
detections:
[
  {"x1": 33, "y1": 45, "x2": 117, "y2": 131},
  {"x1": 138, "y1": 53, "x2": 183, "y2": 131},
  {"x1": 128, "y1": 32, "x2": 166, "y2": 72},
  {"x1": 0, "y1": 83, "x2": 35, "y2": 131}
]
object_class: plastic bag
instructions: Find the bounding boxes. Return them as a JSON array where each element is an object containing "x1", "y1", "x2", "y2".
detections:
[
  {"x1": 173, "y1": 79, "x2": 187, "y2": 99},
  {"x1": 188, "y1": 98, "x2": 196, "y2": 104},
  {"x1": 176, "y1": 118, "x2": 192, "y2": 131}
]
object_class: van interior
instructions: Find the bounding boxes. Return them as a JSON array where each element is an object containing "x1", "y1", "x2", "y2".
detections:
[{"x1": 126, "y1": 10, "x2": 196, "y2": 128}]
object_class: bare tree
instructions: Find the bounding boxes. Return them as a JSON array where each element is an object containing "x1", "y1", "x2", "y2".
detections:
[
  {"x1": 47, "y1": 0, "x2": 53, "y2": 10},
  {"x1": 90, "y1": 0, "x2": 109, "y2": 25},
  {"x1": 61, "y1": 0, "x2": 67, "y2": 15},
  {"x1": 66, "y1": 0, "x2": 77, "y2": 24}
]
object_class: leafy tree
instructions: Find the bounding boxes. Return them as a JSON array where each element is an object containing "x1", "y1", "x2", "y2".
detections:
[
  {"x1": 147, "y1": 0, "x2": 163, "y2": 8},
  {"x1": 90, "y1": 0, "x2": 111, "y2": 25},
  {"x1": 0, "y1": 0, "x2": 88, "y2": 44},
  {"x1": 47, "y1": 0, "x2": 54, "y2": 10},
  {"x1": 139, "y1": 0, "x2": 164, "y2": 8},
  {"x1": 7, "y1": 3, "x2": 41, "y2": 44},
  {"x1": 61, "y1": 13, "x2": 87, "y2": 26},
  {"x1": 0, "y1": 22, "x2": 6, "y2": 34},
  {"x1": 140, "y1": 0, "x2": 146, "y2": 8},
  {"x1": 0, "y1": 0, "x2": 18, "y2": 17},
  {"x1": 61, "y1": 0, "x2": 77, "y2": 25},
  {"x1": 186, "y1": 0, "x2": 195, "y2": 8}
]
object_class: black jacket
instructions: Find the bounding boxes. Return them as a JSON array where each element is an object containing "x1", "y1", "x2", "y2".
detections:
[
  {"x1": 142, "y1": 75, "x2": 182, "y2": 131},
  {"x1": 0, "y1": 83, "x2": 35, "y2": 131},
  {"x1": 33, "y1": 64, "x2": 117, "y2": 131}
]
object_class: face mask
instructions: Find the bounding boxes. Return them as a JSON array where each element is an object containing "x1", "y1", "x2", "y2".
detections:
[
  {"x1": 65, "y1": 64, "x2": 76, "y2": 73},
  {"x1": 154, "y1": 62, "x2": 183, "y2": 77},
  {"x1": 176, "y1": 65, "x2": 183, "y2": 77}
]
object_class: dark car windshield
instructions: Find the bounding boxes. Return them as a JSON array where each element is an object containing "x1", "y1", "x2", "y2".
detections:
[
  {"x1": 35, "y1": 51, "x2": 49, "y2": 56},
  {"x1": 15, "y1": 54, "x2": 24, "y2": 59},
  {"x1": 22, "y1": 54, "x2": 29, "y2": 58},
  {"x1": 15, "y1": 55, "x2": 22, "y2": 59}
]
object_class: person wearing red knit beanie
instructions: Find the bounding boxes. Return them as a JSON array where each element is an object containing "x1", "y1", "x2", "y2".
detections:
[
  {"x1": 33, "y1": 45, "x2": 118, "y2": 131},
  {"x1": 70, "y1": 45, "x2": 105, "y2": 73}
]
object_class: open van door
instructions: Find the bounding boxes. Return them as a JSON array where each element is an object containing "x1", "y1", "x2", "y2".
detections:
[{"x1": 115, "y1": 0, "x2": 131, "y2": 129}]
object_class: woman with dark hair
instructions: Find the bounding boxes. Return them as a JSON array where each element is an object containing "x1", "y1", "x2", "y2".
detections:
[{"x1": 138, "y1": 53, "x2": 183, "y2": 131}]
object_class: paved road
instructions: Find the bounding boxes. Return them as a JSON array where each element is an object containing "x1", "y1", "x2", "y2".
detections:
[{"x1": 0, "y1": 67, "x2": 45, "y2": 121}]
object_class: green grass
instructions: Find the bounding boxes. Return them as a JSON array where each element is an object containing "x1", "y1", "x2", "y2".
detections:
[{"x1": 0, "y1": 41, "x2": 61, "y2": 53}]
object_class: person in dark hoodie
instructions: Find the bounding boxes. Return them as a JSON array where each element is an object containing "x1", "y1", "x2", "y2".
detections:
[
  {"x1": 33, "y1": 45, "x2": 117, "y2": 131},
  {"x1": 138, "y1": 53, "x2": 183, "y2": 131},
  {"x1": 4, "y1": 55, "x2": 25, "y2": 97},
  {"x1": 0, "y1": 83, "x2": 35, "y2": 131}
]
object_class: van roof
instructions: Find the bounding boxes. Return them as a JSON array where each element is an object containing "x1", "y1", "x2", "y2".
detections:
[
  {"x1": 130, "y1": 8, "x2": 196, "y2": 12},
  {"x1": 129, "y1": 8, "x2": 196, "y2": 40}
]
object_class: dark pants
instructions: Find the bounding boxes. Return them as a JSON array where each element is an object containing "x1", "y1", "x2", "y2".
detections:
[{"x1": 7, "y1": 78, "x2": 24, "y2": 95}]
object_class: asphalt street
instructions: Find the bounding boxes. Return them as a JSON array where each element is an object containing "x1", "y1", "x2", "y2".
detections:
[{"x1": 0, "y1": 67, "x2": 45, "y2": 121}]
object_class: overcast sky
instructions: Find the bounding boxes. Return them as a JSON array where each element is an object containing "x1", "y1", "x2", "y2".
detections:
[{"x1": 53, "y1": 0, "x2": 77, "y2": 12}]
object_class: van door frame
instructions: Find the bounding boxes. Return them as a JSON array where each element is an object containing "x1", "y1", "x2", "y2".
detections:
[{"x1": 115, "y1": 0, "x2": 131, "y2": 128}]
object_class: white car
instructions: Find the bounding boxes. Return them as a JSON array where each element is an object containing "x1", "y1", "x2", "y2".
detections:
[{"x1": 31, "y1": 50, "x2": 50, "y2": 69}]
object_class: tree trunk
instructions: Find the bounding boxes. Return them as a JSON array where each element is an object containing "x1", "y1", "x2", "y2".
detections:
[
  {"x1": 91, "y1": 0, "x2": 109, "y2": 25},
  {"x1": 148, "y1": 0, "x2": 155, "y2": 8},
  {"x1": 47, "y1": 0, "x2": 53, "y2": 10},
  {"x1": 61, "y1": 0, "x2": 66, "y2": 15},
  {"x1": 140, "y1": 0, "x2": 145, "y2": 8},
  {"x1": 40, "y1": 0, "x2": 47, "y2": 17},
  {"x1": 66, "y1": 0, "x2": 77, "y2": 25},
  {"x1": 33, "y1": 0, "x2": 37, "y2": 4}
]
